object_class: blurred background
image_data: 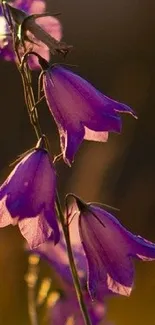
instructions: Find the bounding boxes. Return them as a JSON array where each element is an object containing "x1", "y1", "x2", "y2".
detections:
[{"x1": 0, "y1": 0, "x2": 155, "y2": 324}]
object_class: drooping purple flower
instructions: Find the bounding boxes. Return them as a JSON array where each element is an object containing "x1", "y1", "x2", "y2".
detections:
[
  {"x1": 0, "y1": 0, "x2": 62, "y2": 68},
  {"x1": 0, "y1": 148, "x2": 60, "y2": 248},
  {"x1": 68, "y1": 197, "x2": 155, "y2": 299},
  {"x1": 43, "y1": 65, "x2": 137, "y2": 165}
]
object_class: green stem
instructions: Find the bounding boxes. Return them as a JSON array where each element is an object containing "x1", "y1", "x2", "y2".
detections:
[
  {"x1": 56, "y1": 195, "x2": 92, "y2": 325},
  {"x1": 22, "y1": 67, "x2": 43, "y2": 140},
  {"x1": 14, "y1": 45, "x2": 43, "y2": 140}
]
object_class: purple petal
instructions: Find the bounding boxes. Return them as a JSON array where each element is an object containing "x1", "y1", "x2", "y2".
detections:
[
  {"x1": 43, "y1": 65, "x2": 135, "y2": 164},
  {"x1": 78, "y1": 204, "x2": 155, "y2": 299},
  {"x1": 0, "y1": 150, "x2": 52, "y2": 217},
  {"x1": 0, "y1": 149, "x2": 60, "y2": 245},
  {"x1": 60, "y1": 125, "x2": 84, "y2": 166},
  {"x1": 19, "y1": 214, "x2": 53, "y2": 249},
  {"x1": 128, "y1": 235, "x2": 155, "y2": 261},
  {"x1": 103, "y1": 94, "x2": 137, "y2": 118}
]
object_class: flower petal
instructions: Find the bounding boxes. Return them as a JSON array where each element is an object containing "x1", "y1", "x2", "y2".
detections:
[
  {"x1": 84, "y1": 127, "x2": 109, "y2": 142},
  {"x1": 102, "y1": 94, "x2": 137, "y2": 118},
  {"x1": 0, "y1": 197, "x2": 16, "y2": 227},
  {"x1": 18, "y1": 213, "x2": 53, "y2": 249},
  {"x1": 0, "y1": 151, "x2": 40, "y2": 217},
  {"x1": 128, "y1": 235, "x2": 155, "y2": 261},
  {"x1": 61, "y1": 126, "x2": 85, "y2": 165},
  {"x1": 0, "y1": 150, "x2": 53, "y2": 217}
]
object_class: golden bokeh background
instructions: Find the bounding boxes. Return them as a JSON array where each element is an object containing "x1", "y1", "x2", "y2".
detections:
[{"x1": 0, "y1": 0, "x2": 155, "y2": 324}]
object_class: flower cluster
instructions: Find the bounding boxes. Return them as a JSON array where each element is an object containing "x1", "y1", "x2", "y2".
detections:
[{"x1": 0, "y1": 1, "x2": 154, "y2": 325}]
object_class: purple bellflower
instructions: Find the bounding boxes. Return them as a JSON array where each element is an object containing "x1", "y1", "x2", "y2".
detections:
[
  {"x1": 0, "y1": 0, "x2": 62, "y2": 68},
  {"x1": 0, "y1": 148, "x2": 60, "y2": 248},
  {"x1": 68, "y1": 196, "x2": 155, "y2": 300},
  {"x1": 43, "y1": 65, "x2": 137, "y2": 165}
]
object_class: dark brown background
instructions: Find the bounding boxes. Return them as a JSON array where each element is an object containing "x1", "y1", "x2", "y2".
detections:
[{"x1": 0, "y1": 0, "x2": 155, "y2": 324}]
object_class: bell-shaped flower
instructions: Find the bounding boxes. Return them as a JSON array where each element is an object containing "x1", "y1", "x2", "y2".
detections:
[
  {"x1": 69, "y1": 196, "x2": 155, "y2": 299},
  {"x1": 0, "y1": 0, "x2": 62, "y2": 68},
  {"x1": 43, "y1": 65, "x2": 137, "y2": 165},
  {"x1": 0, "y1": 148, "x2": 60, "y2": 248}
]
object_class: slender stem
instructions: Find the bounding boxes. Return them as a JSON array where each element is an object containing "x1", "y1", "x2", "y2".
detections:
[
  {"x1": 17, "y1": 47, "x2": 43, "y2": 140},
  {"x1": 56, "y1": 194, "x2": 92, "y2": 325},
  {"x1": 21, "y1": 66, "x2": 43, "y2": 140},
  {"x1": 13, "y1": 34, "x2": 43, "y2": 139}
]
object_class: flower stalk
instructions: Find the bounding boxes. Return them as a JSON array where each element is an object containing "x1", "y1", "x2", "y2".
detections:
[
  {"x1": 17, "y1": 49, "x2": 43, "y2": 139},
  {"x1": 2, "y1": 1, "x2": 43, "y2": 140}
]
